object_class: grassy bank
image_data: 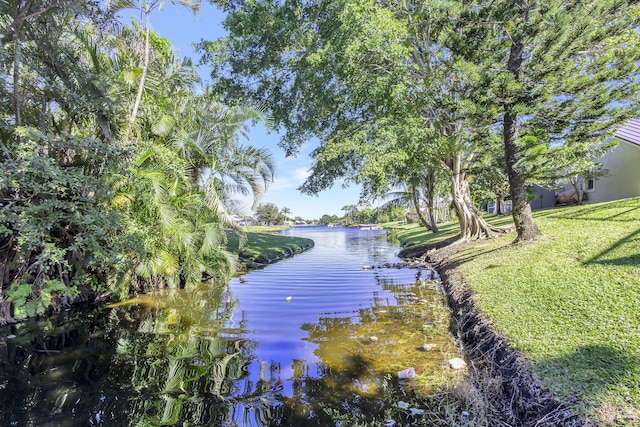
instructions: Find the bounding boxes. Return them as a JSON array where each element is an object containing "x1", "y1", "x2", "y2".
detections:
[
  {"x1": 394, "y1": 198, "x2": 640, "y2": 425},
  {"x1": 226, "y1": 230, "x2": 314, "y2": 269},
  {"x1": 242, "y1": 225, "x2": 292, "y2": 233}
]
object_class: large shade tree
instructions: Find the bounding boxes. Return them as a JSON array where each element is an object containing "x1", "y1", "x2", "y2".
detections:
[
  {"x1": 205, "y1": 0, "x2": 511, "y2": 242},
  {"x1": 460, "y1": 0, "x2": 640, "y2": 240},
  {"x1": 207, "y1": 0, "x2": 640, "y2": 243}
]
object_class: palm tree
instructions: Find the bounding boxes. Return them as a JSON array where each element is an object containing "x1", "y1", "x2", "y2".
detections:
[
  {"x1": 94, "y1": 23, "x2": 275, "y2": 291},
  {"x1": 107, "y1": 0, "x2": 201, "y2": 135},
  {"x1": 29, "y1": 19, "x2": 129, "y2": 138},
  {"x1": 381, "y1": 168, "x2": 445, "y2": 232},
  {"x1": 341, "y1": 204, "x2": 357, "y2": 225},
  {"x1": 108, "y1": 81, "x2": 274, "y2": 292},
  {"x1": 2, "y1": 0, "x2": 79, "y2": 129},
  {"x1": 164, "y1": 94, "x2": 276, "y2": 224},
  {"x1": 280, "y1": 207, "x2": 291, "y2": 221},
  {"x1": 381, "y1": 183, "x2": 431, "y2": 230},
  {"x1": 110, "y1": 142, "x2": 237, "y2": 293}
]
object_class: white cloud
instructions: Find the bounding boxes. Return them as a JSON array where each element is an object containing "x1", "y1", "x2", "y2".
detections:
[
  {"x1": 267, "y1": 176, "x2": 296, "y2": 191},
  {"x1": 292, "y1": 168, "x2": 311, "y2": 182},
  {"x1": 266, "y1": 168, "x2": 311, "y2": 192}
]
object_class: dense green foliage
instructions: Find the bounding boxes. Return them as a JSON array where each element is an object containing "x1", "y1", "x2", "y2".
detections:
[
  {"x1": 204, "y1": 0, "x2": 640, "y2": 243},
  {"x1": 0, "y1": 1, "x2": 275, "y2": 323},
  {"x1": 317, "y1": 214, "x2": 340, "y2": 226},
  {"x1": 395, "y1": 198, "x2": 640, "y2": 424},
  {"x1": 0, "y1": 130, "x2": 128, "y2": 318}
]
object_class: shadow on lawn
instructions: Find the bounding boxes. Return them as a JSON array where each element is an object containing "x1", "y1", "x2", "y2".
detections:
[
  {"x1": 544, "y1": 199, "x2": 640, "y2": 222},
  {"x1": 530, "y1": 344, "x2": 640, "y2": 412},
  {"x1": 585, "y1": 227, "x2": 640, "y2": 266}
]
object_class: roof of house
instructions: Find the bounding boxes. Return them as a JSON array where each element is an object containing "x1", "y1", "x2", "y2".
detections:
[{"x1": 615, "y1": 118, "x2": 640, "y2": 146}]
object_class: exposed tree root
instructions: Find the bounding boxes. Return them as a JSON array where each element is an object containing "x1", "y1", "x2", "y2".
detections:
[{"x1": 413, "y1": 244, "x2": 592, "y2": 426}]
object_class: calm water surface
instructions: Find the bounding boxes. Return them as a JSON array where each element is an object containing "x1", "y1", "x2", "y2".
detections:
[{"x1": 0, "y1": 227, "x2": 457, "y2": 426}]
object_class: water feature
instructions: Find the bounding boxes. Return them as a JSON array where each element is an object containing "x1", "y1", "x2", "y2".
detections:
[{"x1": 0, "y1": 227, "x2": 459, "y2": 426}]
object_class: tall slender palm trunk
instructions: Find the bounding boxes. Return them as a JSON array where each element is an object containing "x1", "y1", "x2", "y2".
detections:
[
  {"x1": 12, "y1": 36, "x2": 22, "y2": 128},
  {"x1": 129, "y1": 24, "x2": 150, "y2": 131}
]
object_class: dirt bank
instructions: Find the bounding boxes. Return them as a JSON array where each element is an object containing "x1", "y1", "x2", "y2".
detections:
[{"x1": 418, "y1": 243, "x2": 592, "y2": 426}]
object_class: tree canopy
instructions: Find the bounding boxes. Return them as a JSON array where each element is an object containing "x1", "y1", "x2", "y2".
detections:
[{"x1": 203, "y1": 0, "x2": 640, "y2": 241}]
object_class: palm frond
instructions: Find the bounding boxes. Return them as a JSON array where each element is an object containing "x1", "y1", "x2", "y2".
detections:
[{"x1": 152, "y1": 114, "x2": 176, "y2": 136}]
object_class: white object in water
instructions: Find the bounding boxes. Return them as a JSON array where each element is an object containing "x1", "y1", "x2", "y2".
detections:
[
  {"x1": 285, "y1": 296, "x2": 292, "y2": 303},
  {"x1": 397, "y1": 367, "x2": 416, "y2": 379},
  {"x1": 448, "y1": 357, "x2": 467, "y2": 370},
  {"x1": 422, "y1": 343, "x2": 436, "y2": 352}
]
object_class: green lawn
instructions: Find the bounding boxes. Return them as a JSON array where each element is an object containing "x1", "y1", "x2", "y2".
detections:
[
  {"x1": 226, "y1": 230, "x2": 314, "y2": 269},
  {"x1": 242, "y1": 225, "x2": 292, "y2": 233},
  {"x1": 394, "y1": 198, "x2": 640, "y2": 425}
]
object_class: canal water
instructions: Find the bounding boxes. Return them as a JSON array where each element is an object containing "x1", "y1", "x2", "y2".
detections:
[{"x1": 0, "y1": 227, "x2": 459, "y2": 426}]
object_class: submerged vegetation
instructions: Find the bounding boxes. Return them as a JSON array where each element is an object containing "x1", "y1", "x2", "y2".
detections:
[{"x1": 1, "y1": 230, "x2": 472, "y2": 427}]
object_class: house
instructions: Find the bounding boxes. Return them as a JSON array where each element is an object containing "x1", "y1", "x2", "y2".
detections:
[
  {"x1": 529, "y1": 185, "x2": 557, "y2": 210},
  {"x1": 574, "y1": 119, "x2": 640, "y2": 203},
  {"x1": 231, "y1": 215, "x2": 259, "y2": 226},
  {"x1": 484, "y1": 119, "x2": 640, "y2": 212},
  {"x1": 487, "y1": 200, "x2": 512, "y2": 214},
  {"x1": 487, "y1": 185, "x2": 555, "y2": 214}
]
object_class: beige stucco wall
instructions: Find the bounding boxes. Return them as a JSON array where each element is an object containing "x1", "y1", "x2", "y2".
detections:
[{"x1": 588, "y1": 140, "x2": 640, "y2": 203}]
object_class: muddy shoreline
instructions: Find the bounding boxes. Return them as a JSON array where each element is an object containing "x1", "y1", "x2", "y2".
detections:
[{"x1": 416, "y1": 243, "x2": 592, "y2": 426}]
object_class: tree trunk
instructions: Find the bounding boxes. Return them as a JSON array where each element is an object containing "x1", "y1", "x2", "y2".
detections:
[
  {"x1": 410, "y1": 185, "x2": 431, "y2": 230},
  {"x1": 127, "y1": 19, "x2": 151, "y2": 137},
  {"x1": 570, "y1": 178, "x2": 584, "y2": 204},
  {"x1": 12, "y1": 27, "x2": 22, "y2": 128},
  {"x1": 503, "y1": 6, "x2": 542, "y2": 242},
  {"x1": 0, "y1": 291, "x2": 15, "y2": 326},
  {"x1": 450, "y1": 171, "x2": 510, "y2": 241},
  {"x1": 424, "y1": 170, "x2": 439, "y2": 232},
  {"x1": 426, "y1": 199, "x2": 438, "y2": 232},
  {"x1": 0, "y1": 234, "x2": 16, "y2": 325},
  {"x1": 504, "y1": 110, "x2": 540, "y2": 241}
]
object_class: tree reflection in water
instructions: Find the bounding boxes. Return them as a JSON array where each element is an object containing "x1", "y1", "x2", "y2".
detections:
[
  {"x1": 0, "y1": 285, "x2": 282, "y2": 426},
  {"x1": 0, "y1": 274, "x2": 461, "y2": 426}
]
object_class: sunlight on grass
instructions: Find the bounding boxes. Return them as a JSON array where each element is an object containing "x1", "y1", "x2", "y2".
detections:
[
  {"x1": 393, "y1": 198, "x2": 640, "y2": 425},
  {"x1": 226, "y1": 231, "x2": 314, "y2": 269}
]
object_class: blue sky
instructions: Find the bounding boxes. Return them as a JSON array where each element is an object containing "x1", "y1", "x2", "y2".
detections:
[{"x1": 118, "y1": 3, "x2": 363, "y2": 220}]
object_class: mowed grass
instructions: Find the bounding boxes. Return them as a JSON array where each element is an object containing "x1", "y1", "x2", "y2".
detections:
[
  {"x1": 226, "y1": 230, "x2": 314, "y2": 268},
  {"x1": 242, "y1": 225, "x2": 292, "y2": 233},
  {"x1": 395, "y1": 198, "x2": 640, "y2": 425},
  {"x1": 386, "y1": 215, "x2": 514, "y2": 257}
]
